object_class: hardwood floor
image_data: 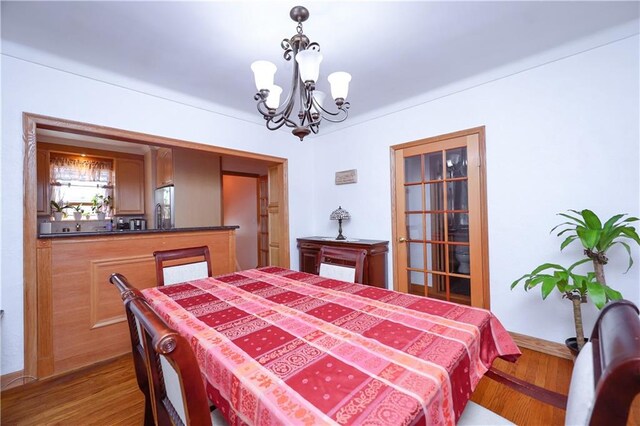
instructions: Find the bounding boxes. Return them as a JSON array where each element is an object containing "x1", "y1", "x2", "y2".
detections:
[
  {"x1": 1, "y1": 349, "x2": 639, "y2": 425},
  {"x1": 1, "y1": 355, "x2": 144, "y2": 425}
]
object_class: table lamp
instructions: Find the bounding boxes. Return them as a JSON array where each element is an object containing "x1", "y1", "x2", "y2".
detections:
[{"x1": 330, "y1": 206, "x2": 351, "y2": 240}]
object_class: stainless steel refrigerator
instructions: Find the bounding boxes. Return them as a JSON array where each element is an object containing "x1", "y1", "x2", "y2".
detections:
[{"x1": 154, "y1": 186, "x2": 175, "y2": 229}]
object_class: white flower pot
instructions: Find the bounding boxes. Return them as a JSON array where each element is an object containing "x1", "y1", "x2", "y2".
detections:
[
  {"x1": 73, "y1": 212, "x2": 83, "y2": 221},
  {"x1": 53, "y1": 212, "x2": 63, "y2": 221},
  {"x1": 97, "y1": 212, "x2": 106, "y2": 221}
]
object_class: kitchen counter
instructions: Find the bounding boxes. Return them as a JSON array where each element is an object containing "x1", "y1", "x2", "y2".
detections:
[
  {"x1": 38, "y1": 225, "x2": 239, "y2": 239},
  {"x1": 35, "y1": 226, "x2": 238, "y2": 377}
]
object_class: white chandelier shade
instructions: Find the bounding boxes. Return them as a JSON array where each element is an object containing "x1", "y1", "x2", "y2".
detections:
[
  {"x1": 295, "y1": 49, "x2": 323, "y2": 83},
  {"x1": 250, "y1": 60, "x2": 277, "y2": 92},
  {"x1": 265, "y1": 85, "x2": 283, "y2": 109},
  {"x1": 251, "y1": 5, "x2": 351, "y2": 141},
  {"x1": 328, "y1": 72, "x2": 352, "y2": 101}
]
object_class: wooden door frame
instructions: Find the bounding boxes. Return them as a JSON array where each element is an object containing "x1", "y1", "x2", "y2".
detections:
[
  {"x1": 22, "y1": 112, "x2": 290, "y2": 379},
  {"x1": 389, "y1": 126, "x2": 490, "y2": 307}
]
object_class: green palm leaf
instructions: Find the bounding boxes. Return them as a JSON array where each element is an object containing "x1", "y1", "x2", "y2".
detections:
[{"x1": 581, "y1": 209, "x2": 602, "y2": 230}]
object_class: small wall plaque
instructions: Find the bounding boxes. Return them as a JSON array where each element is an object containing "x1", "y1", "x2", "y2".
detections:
[{"x1": 335, "y1": 169, "x2": 357, "y2": 185}]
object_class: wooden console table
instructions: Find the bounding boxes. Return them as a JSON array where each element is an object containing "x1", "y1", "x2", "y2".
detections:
[{"x1": 296, "y1": 236, "x2": 389, "y2": 288}]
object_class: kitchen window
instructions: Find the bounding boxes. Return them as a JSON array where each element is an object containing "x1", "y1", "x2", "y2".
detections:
[{"x1": 50, "y1": 153, "x2": 114, "y2": 217}]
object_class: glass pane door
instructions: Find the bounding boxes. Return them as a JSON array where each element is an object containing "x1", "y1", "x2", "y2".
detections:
[
  {"x1": 403, "y1": 147, "x2": 470, "y2": 304},
  {"x1": 393, "y1": 129, "x2": 488, "y2": 308}
]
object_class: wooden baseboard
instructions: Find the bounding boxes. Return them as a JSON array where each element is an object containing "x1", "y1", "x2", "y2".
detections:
[
  {"x1": 509, "y1": 331, "x2": 573, "y2": 360},
  {"x1": 1, "y1": 370, "x2": 36, "y2": 390}
]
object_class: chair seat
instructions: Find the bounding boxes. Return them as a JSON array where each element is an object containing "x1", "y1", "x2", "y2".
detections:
[
  {"x1": 211, "y1": 408, "x2": 228, "y2": 425},
  {"x1": 457, "y1": 401, "x2": 514, "y2": 425}
]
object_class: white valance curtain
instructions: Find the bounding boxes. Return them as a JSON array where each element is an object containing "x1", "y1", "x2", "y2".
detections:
[{"x1": 50, "y1": 156, "x2": 113, "y2": 184}]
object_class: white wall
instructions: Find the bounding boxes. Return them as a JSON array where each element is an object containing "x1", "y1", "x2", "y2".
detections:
[
  {"x1": 0, "y1": 55, "x2": 316, "y2": 374},
  {"x1": 311, "y1": 36, "x2": 640, "y2": 345}
]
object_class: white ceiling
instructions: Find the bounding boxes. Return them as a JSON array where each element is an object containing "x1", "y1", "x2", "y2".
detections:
[{"x1": 2, "y1": 1, "x2": 638, "y2": 128}]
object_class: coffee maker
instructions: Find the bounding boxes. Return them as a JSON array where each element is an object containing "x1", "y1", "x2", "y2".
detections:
[
  {"x1": 129, "y1": 218, "x2": 147, "y2": 230},
  {"x1": 116, "y1": 217, "x2": 129, "y2": 231}
]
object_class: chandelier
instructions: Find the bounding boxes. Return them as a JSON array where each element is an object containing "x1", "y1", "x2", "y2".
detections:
[{"x1": 251, "y1": 6, "x2": 351, "y2": 141}]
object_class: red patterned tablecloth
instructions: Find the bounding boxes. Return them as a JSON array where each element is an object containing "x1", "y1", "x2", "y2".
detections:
[{"x1": 142, "y1": 267, "x2": 520, "y2": 426}]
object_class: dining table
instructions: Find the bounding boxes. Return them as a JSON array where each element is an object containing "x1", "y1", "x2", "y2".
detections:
[{"x1": 141, "y1": 266, "x2": 521, "y2": 426}]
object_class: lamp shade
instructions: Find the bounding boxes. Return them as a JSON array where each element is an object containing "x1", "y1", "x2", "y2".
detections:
[
  {"x1": 295, "y1": 49, "x2": 323, "y2": 83},
  {"x1": 251, "y1": 60, "x2": 277, "y2": 91},
  {"x1": 328, "y1": 71, "x2": 351, "y2": 100},
  {"x1": 265, "y1": 85, "x2": 282, "y2": 109},
  {"x1": 311, "y1": 90, "x2": 326, "y2": 114},
  {"x1": 330, "y1": 206, "x2": 351, "y2": 220}
]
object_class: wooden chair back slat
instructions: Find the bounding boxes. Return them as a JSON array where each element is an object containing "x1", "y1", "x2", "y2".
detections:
[
  {"x1": 317, "y1": 246, "x2": 367, "y2": 283},
  {"x1": 153, "y1": 246, "x2": 213, "y2": 286}
]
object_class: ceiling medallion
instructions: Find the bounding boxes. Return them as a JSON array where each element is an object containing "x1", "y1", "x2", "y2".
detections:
[{"x1": 251, "y1": 6, "x2": 351, "y2": 141}]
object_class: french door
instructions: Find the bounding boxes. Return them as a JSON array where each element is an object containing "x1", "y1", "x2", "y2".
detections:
[{"x1": 391, "y1": 127, "x2": 489, "y2": 308}]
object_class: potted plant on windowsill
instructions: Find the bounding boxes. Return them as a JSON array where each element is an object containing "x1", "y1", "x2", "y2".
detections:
[
  {"x1": 50, "y1": 200, "x2": 69, "y2": 221},
  {"x1": 91, "y1": 194, "x2": 111, "y2": 220},
  {"x1": 71, "y1": 205, "x2": 85, "y2": 221},
  {"x1": 512, "y1": 209, "x2": 639, "y2": 354}
]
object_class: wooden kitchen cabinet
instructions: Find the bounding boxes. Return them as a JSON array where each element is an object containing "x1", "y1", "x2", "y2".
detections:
[
  {"x1": 36, "y1": 148, "x2": 50, "y2": 215},
  {"x1": 297, "y1": 237, "x2": 389, "y2": 288},
  {"x1": 114, "y1": 158, "x2": 145, "y2": 214},
  {"x1": 156, "y1": 147, "x2": 173, "y2": 188}
]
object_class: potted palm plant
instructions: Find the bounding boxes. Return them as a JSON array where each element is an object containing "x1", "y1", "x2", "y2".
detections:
[
  {"x1": 50, "y1": 200, "x2": 69, "y2": 221},
  {"x1": 512, "y1": 209, "x2": 639, "y2": 353}
]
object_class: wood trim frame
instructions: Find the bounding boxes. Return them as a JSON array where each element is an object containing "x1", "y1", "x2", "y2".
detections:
[
  {"x1": 22, "y1": 112, "x2": 290, "y2": 380},
  {"x1": 1, "y1": 370, "x2": 35, "y2": 391},
  {"x1": 509, "y1": 331, "x2": 573, "y2": 360},
  {"x1": 39, "y1": 141, "x2": 144, "y2": 161},
  {"x1": 389, "y1": 126, "x2": 489, "y2": 308},
  {"x1": 222, "y1": 171, "x2": 262, "y2": 178}
]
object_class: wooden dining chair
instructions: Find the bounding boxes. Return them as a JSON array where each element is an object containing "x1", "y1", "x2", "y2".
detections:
[
  {"x1": 153, "y1": 246, "x2": 213, "y2": 286},
  {"x1": 111, "y1": 272, "x2": 212, "y2": 425},
  {"x1": 129, "y1": 296, "x2": 212, "y2": 426},
  {"x1": 110, "y1": 272, "x2": 154, "y2": 426},
  {"x1": 458, "y1": 299, "x2": 640, "y2": 425},
  {"x1": 317, "y1": 246, "x2": 367, "y2": 283}
]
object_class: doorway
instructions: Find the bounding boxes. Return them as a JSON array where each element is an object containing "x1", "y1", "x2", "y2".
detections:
[
  {"x1": 222, "y1": 173, "x2": 268, "y2": 270},
  {"x1": 391, "y1": 127, "x2": 490, "y2": 308}
]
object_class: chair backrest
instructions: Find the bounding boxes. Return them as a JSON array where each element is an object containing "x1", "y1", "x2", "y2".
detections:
[
  {"x1": 317, "y1": 246, "x2": 367, "y2": 283},
  {"x1": 565, "y1": 299, "x2": 640, "y2": 426},
  {"x1": 460, "y1": 299, "x2": 640, "y2": 426},
  {"x1": 129, "y1": 294, "x2": 212, "y2": 425},
  {"x1": 153, "y1": 246, "x2": 213, "y2": 286},
  {"x1": 109, "y1": 272, "x2": 154, "y2": 426}
]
